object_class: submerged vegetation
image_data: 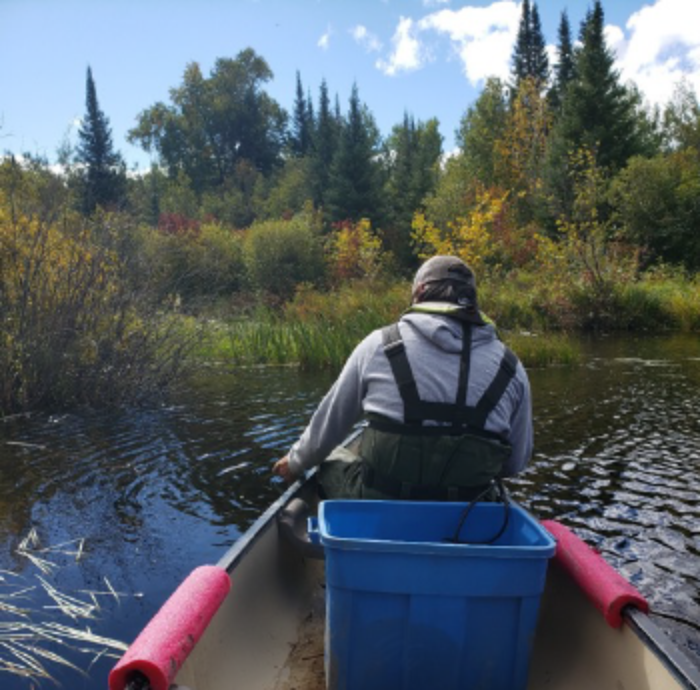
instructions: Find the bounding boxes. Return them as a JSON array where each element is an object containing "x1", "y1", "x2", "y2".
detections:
[{"x1": 2, "y1": 0, "x2": 700, "y2": 413}]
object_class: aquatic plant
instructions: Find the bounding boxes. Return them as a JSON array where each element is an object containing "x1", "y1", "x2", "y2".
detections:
[{"x1": 203, "y1": 279, "x2": 581, "y2": 370}]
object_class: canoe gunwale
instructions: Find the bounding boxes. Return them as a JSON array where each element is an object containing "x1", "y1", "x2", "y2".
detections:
[
  {"x1": 626, "y1": 607, "x2": 700, "y2": 690},
  {"x1": 215, "y1": 466, "x2": 319, "y2": 574}
]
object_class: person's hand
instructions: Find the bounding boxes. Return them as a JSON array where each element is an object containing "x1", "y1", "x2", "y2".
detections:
[{"x1": 272, "y1": 455, "x2": 298, "y2": 483}]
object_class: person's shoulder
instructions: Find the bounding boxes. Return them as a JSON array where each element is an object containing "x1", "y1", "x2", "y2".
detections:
[{"x1": 352, "y1": 325, "x2": 390, "y2": 357}]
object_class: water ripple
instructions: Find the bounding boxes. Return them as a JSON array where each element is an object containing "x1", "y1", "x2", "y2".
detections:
[{"x1": 1, "y1": 337, "x2": 699, "y2": 684}]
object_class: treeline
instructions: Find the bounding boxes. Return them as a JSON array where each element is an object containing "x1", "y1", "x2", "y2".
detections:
[
  {"x1": 56, "y1": 50, "x2": 442, "y2": 273},
  {"x1": 53, "y1": 1, "x2": 700, "y2": 278},
  {"x1": 16, "y1": 0, "x2": 700, "y2": 280},
  {"x1": 2, "y1": 0, "x2": 700, "y2": 412}
]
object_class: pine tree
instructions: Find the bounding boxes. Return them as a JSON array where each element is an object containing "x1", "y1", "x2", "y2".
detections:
[
  {"x1": 76, "y1": 66, "x2": 125, "y2": 214},
  {"x1": 310, "y1": 79, "x2": 337, "y2": 207},
  {"x1": 530, "y1": 4, "x2": 549, "y2": 86},
  {"x1": 326, "y1": 84, "x2": 382, "y2": 223},
  {"x1": 549, "y1": 11, "x2": 575, "y2": 111},
  {"x1": 511, "y1": 0, "x2": 549, "y2": 88},
  {"x1": 558, "y1": 1, "x2": 643, "y2": 171},
  {"x1": 291, "y1": 71, "x2": 312, "y2": 156}
]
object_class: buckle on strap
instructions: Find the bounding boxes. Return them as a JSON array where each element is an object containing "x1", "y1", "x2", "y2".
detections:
[{"x1": 383, "y1": 337, "x2": 405, "y2": 358}]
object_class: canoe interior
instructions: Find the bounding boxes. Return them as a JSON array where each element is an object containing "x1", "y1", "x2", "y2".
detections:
[{"x1": 172, "y1": 475, "x2": 697, "y2": 690}]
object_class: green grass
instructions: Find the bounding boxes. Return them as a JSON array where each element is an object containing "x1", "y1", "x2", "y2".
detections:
[
  {"x1": 504, "y1": 332, "x2": 581, "y2": 367},
  {"x1": 189, "y1": 268, "x2": 700, "y2": 372},
  {"x1": 194, "y1": 278, "x2": 582, "y2": 370}
]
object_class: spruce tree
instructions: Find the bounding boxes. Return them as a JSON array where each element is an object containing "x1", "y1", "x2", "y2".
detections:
[
  {"x1": 291, "y1": 71, "x2": 312, "y2": 157},
  {"x1": 512, "y1": 0, "x2": 532, "y2": 86},
  {"x1": 457, "y1": 77, "x2": 509, "y2": 186},
  {"x1": 326, "y1": 84, "x2": 382, "y2": 224},
  {"x1": 530, "y1": 4, "x2": 550, "y2": 86},
  {"x1": 76, "y1": 66, "x2": 125, "y2": 214},
  {"x1": 549, "y1": 11, "x2": 575, "y2": 111},
  {"x1": 305, "y1": 89, "x2": 315, "y2": 155},
  {"x1": 384, "y1": 113, "x2": 417, "y2": 262},
  {"x1": 558, "y1": 1, "x2": 642, "y2": 172},
  {"x1": 384, "y1": 114, "x2": 442, "y2": 268},
  {"x1": 544, "y1": 1, "x2": 646, "y2": 221},
  {"x1": 511, "y1": 1, "x2": 549, "y2": 88},
  {"x1": 311, "y1": 79, "x2": 337, "y2": 207}
]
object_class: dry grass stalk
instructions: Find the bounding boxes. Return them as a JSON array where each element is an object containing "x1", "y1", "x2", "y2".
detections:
[
  {"x1": 38, "y1": 576, "x2": 97, "y2": 621},
  {"x1": 1, "y1": 530, "x2": 131, "y2": 684}
]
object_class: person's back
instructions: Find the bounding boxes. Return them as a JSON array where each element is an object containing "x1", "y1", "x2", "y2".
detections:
[{"x1": 273, "y1": 256, "x2": 533, "y2": 500}]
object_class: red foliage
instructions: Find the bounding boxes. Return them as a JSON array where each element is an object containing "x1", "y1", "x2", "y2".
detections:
[{"x1": 157, "y1": 213, "x2": 201, "y2": 237}]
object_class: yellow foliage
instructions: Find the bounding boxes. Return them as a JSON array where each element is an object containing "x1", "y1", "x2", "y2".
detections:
[
  {"x1": 534, "y1": 147, "x2": 638, "y2": 290},
  {"x1": 326, "y1": 218, "x2": 384, "y2": 284},
  {"x1": 412, "y1": 188, "x2": 508, "y2": 273},
  {"x1": 493, "y1": 78, "x2": 551, "y2": 198},
  {"x1": 0, "y1": 196, "x2": 153, "y2": 411}
]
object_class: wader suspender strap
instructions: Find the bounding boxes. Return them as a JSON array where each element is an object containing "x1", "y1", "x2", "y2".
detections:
[
  {"x1": 472, "y1": 347, "x2": 518, "y2": 427},
  {"x1": 380, "y1": 322, "x2": 518, "y2": 429},
  {"x1": 382, "y1": 323, "x2": 422, "y2": 426},
  {"x1": 454, "y1": 323, "x2": 472, "y2": 428}
]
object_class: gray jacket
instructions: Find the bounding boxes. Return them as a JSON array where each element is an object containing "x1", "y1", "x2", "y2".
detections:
[{"x1": 288, "y1": 310, "x2": 533, "y2": 477}]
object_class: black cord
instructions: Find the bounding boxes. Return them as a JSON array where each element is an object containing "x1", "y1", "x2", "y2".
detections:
[{"x1": 446, "y1": 479, "x2": 511, "y2": 545}]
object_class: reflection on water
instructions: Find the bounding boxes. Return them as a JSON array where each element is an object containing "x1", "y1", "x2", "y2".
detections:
[{"x1": 0, "y1": 335, "x2": 699, "y2": 687}]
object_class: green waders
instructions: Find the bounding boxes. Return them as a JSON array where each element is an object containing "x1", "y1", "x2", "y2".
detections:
[{"x1": 318, "y1": 315, "x2": 519, "y2": 501}]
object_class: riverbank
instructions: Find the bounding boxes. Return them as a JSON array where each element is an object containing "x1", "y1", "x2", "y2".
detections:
[{"x1": 191, "y1": 269, "x2": 700, "y2": 371}]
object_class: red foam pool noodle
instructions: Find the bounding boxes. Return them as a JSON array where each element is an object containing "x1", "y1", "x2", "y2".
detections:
[
  {"x1": 542, "y1": 519, "x2": 648, "y2": 628},
  {"x1": 109, "y1": 565, "x2": 231, "y2": 690}
]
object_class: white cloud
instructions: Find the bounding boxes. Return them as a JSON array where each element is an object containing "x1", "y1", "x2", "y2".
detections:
[
  {"x1": 351, "y1": 25, "x2": 383, "y2": 53},
  {"x1": 376, "y1": 17, "x2": 425, "y2": 76},
  {"x1": 604, "y1": 25, "x2": 626, "y2": 61},
  {"x1": 609, "y1": 0, "x2": 700, "y2": 106},
  {"x1": 375, "y1": 1, "x2": 519, "y2": 83},
  {"x1": 422, "y1": 0, "x2": 450, "y2": 7},
  {"x1": 371, "y1": 0, "x2": 700, "y2": 108},
  {"x1": 418, "y1": 1, "x2": 519, "y2": 84},
  {"x1": 318, "y1": 26, "x2": 332, "y2": 51}
]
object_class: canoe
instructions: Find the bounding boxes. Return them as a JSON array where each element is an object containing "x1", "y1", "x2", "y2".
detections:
[{"x1": 109, "y1": 430, "x2": 700, "y2": 690}]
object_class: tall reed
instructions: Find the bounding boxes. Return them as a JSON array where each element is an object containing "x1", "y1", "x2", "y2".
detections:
[{"x1": 212, "y1": 279, "x2": 581, "y2": 369}]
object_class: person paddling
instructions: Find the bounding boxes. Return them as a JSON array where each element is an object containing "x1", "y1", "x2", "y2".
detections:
[{"x1": 273, "y1": 255, "x2": 533, "y2": 500}]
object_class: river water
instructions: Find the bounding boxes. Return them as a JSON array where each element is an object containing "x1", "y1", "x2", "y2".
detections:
[{"x1": 0, "y1": 334, "x2": 698, "y2": 688}]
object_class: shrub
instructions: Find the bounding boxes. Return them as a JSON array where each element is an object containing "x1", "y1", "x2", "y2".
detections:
[
  {"x1": 131, "y1": 221, "x2": 245, "y2": 304},
  {"x1": 0, "y1": 200, "x2": 198, "y2": 414},
  {"x1": 243, "y1": 210, "x2": 325, "y2": 298},
  {"x1": 326, "y1": 218, "x2": 386, "y2": 285}
]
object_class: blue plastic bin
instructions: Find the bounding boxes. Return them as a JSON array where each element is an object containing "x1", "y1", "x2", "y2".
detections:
[{"x1": 316, "y1": 500, "x2": 556, "y2": 690}]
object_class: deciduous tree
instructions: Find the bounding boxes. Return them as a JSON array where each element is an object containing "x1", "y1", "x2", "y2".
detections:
[{"x1": 128, "y1": 49, "x2": 287, "y2": 196}]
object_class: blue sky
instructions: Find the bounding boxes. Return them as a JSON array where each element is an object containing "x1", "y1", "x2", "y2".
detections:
[{"x1": 2, "y1": 0, "x2": 699, "y2": 170}]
